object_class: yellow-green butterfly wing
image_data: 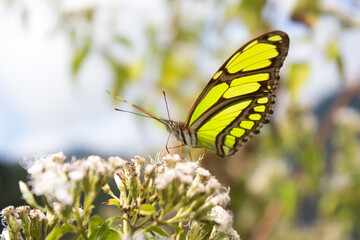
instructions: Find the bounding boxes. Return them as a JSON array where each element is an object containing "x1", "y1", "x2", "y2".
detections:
[{"x1": 185, "y1": 31, "x2": 289, "y2": 157}]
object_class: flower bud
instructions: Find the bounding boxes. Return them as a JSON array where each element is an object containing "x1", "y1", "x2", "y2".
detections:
[
  {"x1": 19, "y1": 181, "x2": 39, "y2": 208},
  {"x1": 0, "y1": 206, "x2": 21, "y2": 239}
]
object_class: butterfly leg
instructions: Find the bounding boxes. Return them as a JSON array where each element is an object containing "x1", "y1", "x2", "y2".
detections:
[
  {"x1": 189, "y1": 146, "x2": 207, "y2": 165},
  {"x1": 199, "y1": 147, "x2": 207, "y2": 165},
  {"x1": 166, "y1": 143, "x2": 183, "y2": 155}
]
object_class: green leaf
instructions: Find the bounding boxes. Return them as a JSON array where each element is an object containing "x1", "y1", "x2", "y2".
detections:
[
  {"x1": 103, "y1": 54, "x2": 130, "y2": 96},
  {"x1": 115, "y1": 35, "x2": 132, "y2": 48},
  {"x1": 89, "y1": 215, "x2": 105, "y2": 231},
  {"x1": 104, "y1": 199, "x2": 119, "y2": 206},
  {"x1": 292, "y1": 0, "x2": 320, "y2": 26},
  {"x1": 88, "y1": 216, "x2": 121, "y2": 240},
  {"x1": 149, "y1": 226, "x2": 169, "y2": 238},
  {"x1": 131, "y1": 208, "x2": 138, "y2": 217},
  {"x1": 327, "y1": 39, "x2": 344, "y2": 76},
  {"x1": 71, "y1": 38, "x2": 91, "y2": 76},
  {"x1": 277, "y1": 181, "x2": 297, "y2": 218},
  {"x1": 287, "y1": 63, "x2": 309, "y2": 102},
  {"x1": 90, "y1": 227, "x2": 120, "y2": 240},
  {"x1": 104, "y1": 216, "x2": 121, "y2": 226},
  {"x1": 89, "y1": 224, "x2": 109, "y2": 240},
  {"x1": 138, "y1": 204, "x2": 156, "y2": 215},
  {"x1": 144, "y1": 232, "x2": 153, "y2": 240},
  {"x1": 88, "y1": 216, "x2": 108, "y2": 240},
  {"x1": 114, "y1": 224, "x2": 123, "y2": 233},
  {"x1": 128, "y1": 61, "x2": 144, "y2": 82},
  {"x1": 103, "y1": 229, "x2": 121, "y2": 240},
  {"x1": 45, "y1": 225, "x2": 73, "y2": 240},
  {"x1": 169, "y1": 225, "x2": 184, "y2": 235},
  {"x1": 238, "y1": 0, "x2": 267, "y2": 31}
]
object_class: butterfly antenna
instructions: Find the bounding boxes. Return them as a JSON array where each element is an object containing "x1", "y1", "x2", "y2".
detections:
[
  {"x1": 114, "y1": 108, "x2": 155, "y2": 119},
  {"x1": 162, "y1": 91, "x2": 173, "y2": 153},
  {"x1": 107, "y1": 90, "x2": 165, "y2": 124},
  {"x1": 162, "y1": 91, "x2": 172, "y2": 121}
]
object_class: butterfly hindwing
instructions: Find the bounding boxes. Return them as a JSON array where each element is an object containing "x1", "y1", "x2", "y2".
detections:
[
  {"x1": 212, "y1": 95, "x2": 276, "y2": 156},
  {"x1": 185, "y1": 31, "x2": 289, "y2": 157}
]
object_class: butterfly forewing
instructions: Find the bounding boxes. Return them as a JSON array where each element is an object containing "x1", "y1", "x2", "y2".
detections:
[{"x1": 185, "y1": 31, "x2": 289, "y2": 157}]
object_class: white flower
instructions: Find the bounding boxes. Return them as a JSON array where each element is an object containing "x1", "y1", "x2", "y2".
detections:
[
  {"x1": 178, "y1": 173, "x2": 194, "y2": 185},
  {"x1": 132, "y1": 156, "x2": 146, "y2": 165},
  {"x1": 50, "y1": 152, "x2": 67, "y2": 163},
  {"x1": 108, "y1": 156, "x2": 127, "y2": 169},
  {"x1": 196, "y1": 167, "x2": 210, "y2": 178},
  {"x1": 85, "y1": 155, "x2": 111, "y2": 174},
  {"x1": 226, "y1": 228, "x2": 241, "y2": 240},
  {"x1": 206, "y1": 177, "x2": 222, "y2": 193},
  {"x1": 27, "y1": 153, "x2": 72, "y2": 205},
  {"x1": 208, "y1": 188, "x2": 231, "y2": 207},
  {"x1": 155, "y1": 161, "x2": 201, "y2": 190},
  {"x1": 175, "y1": 162, "x2": 196, "y2": 175},
  {"x1": 26, "y1": 160, "x2": 45, "y2": 176},
  {"x1": 52, "y1": 202, "x2": 62, "y2": 215},
  {"x1": 29, "y1": 156, "x2": 82, "y2": 205},
  {"x1": 144, "y1": 164, "x2": 156, "y2": 176},
  {"x1": 1, "y1": 206, "x2": 16, "y2": 218},
  {"x1": 155, "y1": 169, "x2": 177, "y2": 190},
  {"x1": 175, "y1": 163, "x2": 195, "y2": 184},
  {"x1": 156, "y1": 163, "x2": 167, "y2": 173},
  {"x1": 78, "y1": 207, "x2": 84, "y2": 217},
  {"x1": 26, "y1": 154, "x2": 121, "y2": 206},
  {"x1": 29, "y1": 209, "x2": 46, "y2": 221},
  {"x1": 68, "y1": 169, "x2": 86, "y2": 182},
  {"x1": 162, "y1": 154, "x2": 182, "y2": 164},
  {"x1": 210, "y1": 206, "x2": 233, "y2": 232},
  {"x1": 195, "y1": 183, "x2": 206, "y2": 194},
  {"x1": 0, "y1": 228, "x2": 10, "y2": 240},
  {"x1": 31, "y1": 169, "x2": 73, "y2": 205},
  {"x1": 15, "y1": 206, "x2": 30, "y2": 215},
  {"x1": 27, "y1": 153, "x2": 65, "y2": 176},
  {"x1": 149, "y1": 152, "x2": 164, "y2": 165}
]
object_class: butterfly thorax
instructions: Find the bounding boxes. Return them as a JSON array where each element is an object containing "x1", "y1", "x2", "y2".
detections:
[{"x1": 165, "y1": 120, "x2": 198, "y2": 147}]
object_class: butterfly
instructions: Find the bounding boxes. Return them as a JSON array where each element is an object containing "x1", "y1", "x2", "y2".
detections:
[{"x1": 110, "y1": 31, "x2": 289, "y2": 157}]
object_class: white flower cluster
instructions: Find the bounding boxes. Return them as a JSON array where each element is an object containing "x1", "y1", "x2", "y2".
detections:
[
  {"x1": 24, "y1": 152, "x2": 126, "y2": 207},
  {"x1": 210, "y1": 206, "x2": 233, "y2": 232},
  {"x1": 27, "y1": 153, "x2": 72, "y2": 205},
  {"x1": 2, "y1": 152, "x2": 240, "y2": 240},
  {"x1": 148, "y1": 154, "x2": 237, "y2": 236}
]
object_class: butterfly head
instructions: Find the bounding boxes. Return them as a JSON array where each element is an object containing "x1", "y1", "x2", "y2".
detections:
[
  {"x1": 164, "y1": 120, "x2": 182, "y2": 133},
  {"x1": 163, "y1": 120, "x2": 193, "y2": 146}
]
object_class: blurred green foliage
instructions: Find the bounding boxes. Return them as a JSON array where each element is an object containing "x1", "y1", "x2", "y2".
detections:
[
  {"x1": 3, "y1": 0, "x2": 360, "y2": 239},
  {"x1": 238, "y1": 0, "x2": 267, "y2": 31}
]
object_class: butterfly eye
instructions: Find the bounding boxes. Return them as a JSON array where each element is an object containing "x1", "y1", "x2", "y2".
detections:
[{"x1": 168, "y1": 121, "x2": 176, "y2": 129}]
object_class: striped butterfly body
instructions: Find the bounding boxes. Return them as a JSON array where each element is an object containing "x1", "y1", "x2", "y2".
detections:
[{"x1": 112, "y1": 31, "x2": 289, "y2": 157}]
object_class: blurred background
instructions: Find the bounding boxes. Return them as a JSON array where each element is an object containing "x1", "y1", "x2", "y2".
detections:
[{"x1": 1, "y1": 0, "x2": 360, "y2": 239}]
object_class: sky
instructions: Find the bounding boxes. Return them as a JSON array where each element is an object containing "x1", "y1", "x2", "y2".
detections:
[
  {"x1": 0, "y1": 0, "x2": 170, "y2": 161},
  {"x1": 0, "y1": 0, "x2": 359, "y2": 162}
]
